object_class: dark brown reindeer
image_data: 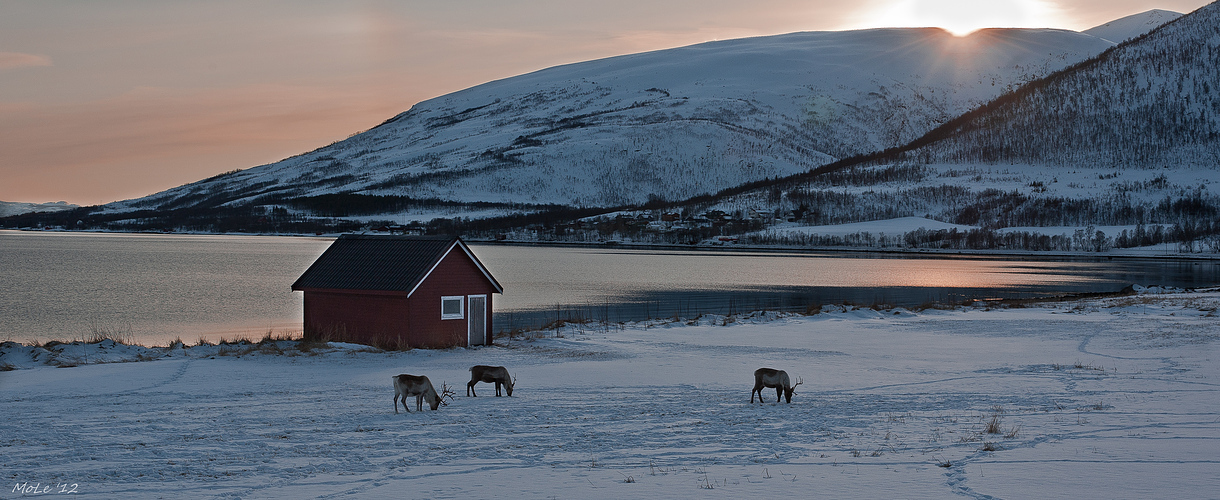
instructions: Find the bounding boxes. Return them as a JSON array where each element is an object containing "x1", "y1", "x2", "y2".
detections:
[
  {"x1": 467, "y1": 365, "x2": 514, "y2": 397},
  {"x1": 393, "y1": 374, "x2": 451, "y2": 413},
  {"x1": 751, "y1": 368, "x2": 803, "y2": 403}
]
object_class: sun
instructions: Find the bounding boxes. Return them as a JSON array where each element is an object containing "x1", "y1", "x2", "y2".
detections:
[{"x1": 849, "y1": 0, "x2": 1066, "y2": 36}]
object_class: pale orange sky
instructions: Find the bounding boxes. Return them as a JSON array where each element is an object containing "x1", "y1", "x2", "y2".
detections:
[{"x1": 0, "y1": 0, "x2": 1212, "y2": 206}]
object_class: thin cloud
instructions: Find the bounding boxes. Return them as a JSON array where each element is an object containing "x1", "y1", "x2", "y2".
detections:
[{"x1": 0, "y1": 52, "x2": 52, "y2": 70}]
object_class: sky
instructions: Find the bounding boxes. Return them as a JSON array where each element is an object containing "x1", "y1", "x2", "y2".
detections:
[{"x1": 1, "y1": 0, "x2": 1212, "y2": 206}]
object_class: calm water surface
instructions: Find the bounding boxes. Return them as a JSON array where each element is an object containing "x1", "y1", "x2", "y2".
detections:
[
  {"x1": 2, "y1": 231, "x2": 329, "y2": 345},
  {"x1": 483, "y1": 244, "x2": 1220, "y2": 330},
  {"x1": 3, "y1": 231, "x2": 1217, "y2": 345}
]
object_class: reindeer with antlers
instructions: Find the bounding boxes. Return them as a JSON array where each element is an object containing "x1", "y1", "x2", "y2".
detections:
[
  {"x1": 751, "y1": 368, "x2": 803, "y2": 403},
  {"x1": 393, "y1": 374, "x2": 456, "y2": 413}
]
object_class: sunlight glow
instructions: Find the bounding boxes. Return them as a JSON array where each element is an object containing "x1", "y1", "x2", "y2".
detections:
[{"x1": 850, "y1": 0, "x2": 1067, "y2": 36}]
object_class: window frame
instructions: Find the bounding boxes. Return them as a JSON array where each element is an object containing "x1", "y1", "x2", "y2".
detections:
[{"x1": 441, "y1": 295, "x2": 465, "y2": 320}]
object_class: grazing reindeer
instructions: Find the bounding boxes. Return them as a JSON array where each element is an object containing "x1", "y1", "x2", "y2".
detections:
[
  {"x1": 751, "y1": 368, "x2": 803, "y2": 403},
  {"x1": 467, "y1": 365, "x2": 514, "y2": 397},
  {"x1": 393, "y1": 374, "x2": 441, "y2": 413}
]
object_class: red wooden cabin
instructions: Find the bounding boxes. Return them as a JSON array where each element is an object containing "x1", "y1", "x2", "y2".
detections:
[{"x1": 291, "y1": 235, "x2": 503, "y2": 349}]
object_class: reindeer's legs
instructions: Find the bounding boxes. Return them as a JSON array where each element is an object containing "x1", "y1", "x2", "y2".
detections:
[
  {"x1": 775, "y1": 387, "x2": 783, "y2": 402},
  {"x1": 394, "y1": 394, "x2": 399, "y2": 414},
  {"x1": 467, "y1": 381, "x2": 477, "y2": 397},
  {"x1": 494, "y1": 381, "x2": 502, "y2": 396}
]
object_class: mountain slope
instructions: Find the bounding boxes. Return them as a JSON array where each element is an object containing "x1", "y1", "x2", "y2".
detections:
[
  {"x1": 695, "y1": 2, "x2": 1220, "y2": 249},
  {"x1": 914, "y1": 2, "x2": 1219, "y2": 169},
  {"x1": 1083, "y1": 9, "x2": 1182, "y2": 43},
  {"x1": 105, "y1": 27, "x2": 1120, "y2": 215}
]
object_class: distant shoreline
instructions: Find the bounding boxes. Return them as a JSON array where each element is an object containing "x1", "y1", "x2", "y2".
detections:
[
  {"x1": 467, "y1": 237, "x2": 1220, "y2": 262},
  {"x1": 5, "y1": 227, "x2": 1218, "y2": 261}
]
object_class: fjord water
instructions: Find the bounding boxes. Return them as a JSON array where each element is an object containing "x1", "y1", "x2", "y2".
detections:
[
  {"x1": 3, "y1": 230, "x2": 1218, "y2": 346},
  {"x1": 1, "y1": 231, "x2": 331, "y2": 346}
]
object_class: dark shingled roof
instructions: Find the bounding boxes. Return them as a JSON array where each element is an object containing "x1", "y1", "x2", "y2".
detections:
[{"x1": 291, "y1": 234, "x2": 501, "y2": 295}]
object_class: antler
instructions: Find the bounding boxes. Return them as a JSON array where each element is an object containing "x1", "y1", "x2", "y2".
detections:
[
  {"x1": 791, "y1": 377, "x2": 804, "y2": 392},
  {"x1": 438, "y1": 382, "x2": 457, "y2": 406}
]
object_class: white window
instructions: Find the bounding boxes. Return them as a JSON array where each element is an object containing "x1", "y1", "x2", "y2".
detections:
[{"x1": 441, "y1": 296, "x2": 464, "y2": 320}]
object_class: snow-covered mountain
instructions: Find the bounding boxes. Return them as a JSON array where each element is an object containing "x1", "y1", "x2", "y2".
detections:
[
  {"x1": 1083, "y1": 9, "x2": 1182, "y2": 43},
  {"x1": 105, "y1": 24, "x2": 1138, "y2": 215},
  {"x1": 705, "y1": 3, "x2": 1219, "y2": 250},
  {"x1": 0, "y1": 201, "x2": 78, "y2": 218},
  {"x1": 916, "y1": 4, "x2": 1216, "y2": 171}
]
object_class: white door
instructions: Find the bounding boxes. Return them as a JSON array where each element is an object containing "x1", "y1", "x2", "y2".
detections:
[{"x1": 467, "y1": 295, "x2": 487, "y2": 346}]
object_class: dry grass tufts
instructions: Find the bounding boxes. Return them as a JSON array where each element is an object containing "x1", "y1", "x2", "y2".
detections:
[
  {"x1": 985, "y1": 414, "x2": 1003, "y2": 434},
  {"x1": 87, "y1": 321, "x2": 135, "y2": 345},
  {"x1": 1074, "y1": 360, "x2": 1105, "y2": 371},
  {"x1": 258, "y1": 330, "x2": 297, "y2": 345},
  {"x1": 985, "y1": 406, "x2": 1005, "y2": 434},
  {"x1": 258, "y1": 343, "x2": 284, "y2": 355},
  {"x1": 219, "y1": 335, "x2": 253, "y2": 346},
  {"x1": 296, "y1": 338, "x2": 329, "y2": 353}
]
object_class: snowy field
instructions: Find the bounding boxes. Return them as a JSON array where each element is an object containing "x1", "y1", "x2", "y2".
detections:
[{"x1": 3, "y1": 288, "x2": 1218, "y2": 499}]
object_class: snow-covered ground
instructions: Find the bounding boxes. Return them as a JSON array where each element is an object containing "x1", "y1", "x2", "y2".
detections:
[
  {"x1": 3, "y1": 288, "x2": 1218, "y2": 498},
  {"x1": 726, "y1": 158, "x2": 1220, "y2": 255}
]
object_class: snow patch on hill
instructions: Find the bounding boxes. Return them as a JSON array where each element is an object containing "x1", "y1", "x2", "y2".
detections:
[
  {"x1": 1083, "y1": 8, "x2": 1183, "y2": 43},
  {"x1": 0, "y1": 200, "x2": 77, "y2": 217}
]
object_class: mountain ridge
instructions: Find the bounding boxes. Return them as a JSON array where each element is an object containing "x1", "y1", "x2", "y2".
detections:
[
  {"x1": 1083, "y1": 8, "x2": 1182, "y2": 43},
  {"x1": 102, "y1": 25, "x2": 1124, "y2": 215}
]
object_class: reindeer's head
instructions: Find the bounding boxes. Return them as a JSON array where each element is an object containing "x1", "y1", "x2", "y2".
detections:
[
  {"x1": 784, "y1": 377, "x2": 804, "y2": 403},
  {"x1": 505, "y1": 376, "x2": 516, "y2": 397},
  {"x1": 424, "y1": 387, "x2": 442, "y2": 411}
]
